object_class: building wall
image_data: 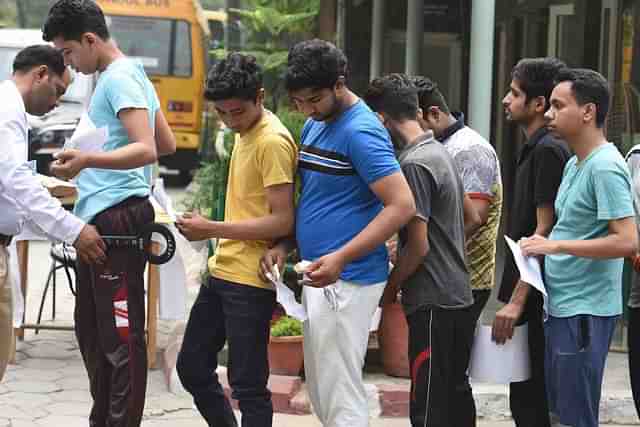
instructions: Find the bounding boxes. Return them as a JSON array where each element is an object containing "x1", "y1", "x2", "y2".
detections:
[{"x1": 344, "y1": 0, "x2": 471, "y2": 111}]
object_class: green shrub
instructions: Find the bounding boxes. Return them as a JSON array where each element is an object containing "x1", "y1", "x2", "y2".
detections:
[
  {"x1": 277, "y1": 107, "x2": 306, "y2": 145},
  {"x1": 271, "y1": 315, "x2": 303, "y2": 337}
]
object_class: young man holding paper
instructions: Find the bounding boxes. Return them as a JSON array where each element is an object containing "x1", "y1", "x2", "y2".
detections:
[
  {"x1": 521, "y1": 68, "x2": 637, "y2": 427},
  {"x1": 175, "y1": 53, "x2": 297, "y2": 427},
  {"x1": 43, "y1": 1, "x2": 175, "y2": 424},
  {"x1": 493, "y1": 57, "x2": 570, "y2": 427}
]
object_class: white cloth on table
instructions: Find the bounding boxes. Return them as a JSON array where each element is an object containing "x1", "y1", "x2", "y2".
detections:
[{"x1": 152, "y1": 179, "x2": 186, "y2": 320}]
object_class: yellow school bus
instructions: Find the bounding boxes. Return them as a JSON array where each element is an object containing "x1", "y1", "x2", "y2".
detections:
[{"x1": 96, "y1": 0, "x2": 210, "y2": 179}]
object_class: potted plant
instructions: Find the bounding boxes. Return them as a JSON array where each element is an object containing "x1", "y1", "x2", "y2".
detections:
[
  {"x1": 268, "y1": 315, "x2": 304, "y2": 376},
  {"x1": 377, "y1": 298, "x2": 410, "y2": 378}
]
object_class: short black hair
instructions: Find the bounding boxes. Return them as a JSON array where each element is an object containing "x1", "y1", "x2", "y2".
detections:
[
  {"x1": 13, "y1": 45, "x2": 66, "y2": 77},
  {"x1": 409, "y1": 75, "x2": 450, "y2": 114},
  {"x1": 511, "y1": 57, "x2": 567, "y2": 110},
  {"x1": 555, "y1": 68, "x2": 610, "y2": 128},
  {"x1": 285, "y1": 39, "x2": 348, "y2": 92},
  {"x1": 364, "y1": 73, "x2": 419, "y2": 121},
  {"x1": 43, "y1": 0, "x2": 110, "y2": 42},
  {"x1": 205, "y1": 53, "x2": 263, "y2": 102}
]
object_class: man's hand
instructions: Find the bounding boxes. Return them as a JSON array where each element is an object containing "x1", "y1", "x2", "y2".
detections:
[
  {"x1": 176, "y1": 212, "x2": 213, "y2": 241},
  {"x1": 73, "y1": 225, "x2": 106, "y2": 265},
  {"x1": 305, "y1": 251, "x2": 346, "y2": 288},
  {"x1": 258, "y1": 244, "x2": 288, "y2": 283},
  {"x1": 519, "y1": 234, "x2": 560, "y2": 256},
  {"x1": 379, "y1": 282, "x2": 400, "y2": 307},
  {"x1": 492, "y1": 302, "x2": 525, "y2": 344},
  {"x1": 51, "y1": 149, "x2": 89, "y2": 180}
]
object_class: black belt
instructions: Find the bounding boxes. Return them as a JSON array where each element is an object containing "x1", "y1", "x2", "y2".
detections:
[{"x1": 0, "y1": 234, "x2": 12, "y2": 247}]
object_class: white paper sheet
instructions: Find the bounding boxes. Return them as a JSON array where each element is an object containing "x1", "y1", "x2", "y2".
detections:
[
  {"x1": 63, "y1": 112, "x2": 108, "y2": 153},
  {"x1": 152, "y1": 178, "x2": 177, "y2": 221},
  {"x1": 504, "y1": 235, "x2": 548, "y2": 318},
  {"x1": 469, "y1": 324, "x2": 531, "y2": 384},
  {"x1": 266, "y1": 267, "x2": 307, "y2": 322}
]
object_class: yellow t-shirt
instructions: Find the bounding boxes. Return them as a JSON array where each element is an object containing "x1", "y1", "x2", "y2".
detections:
[{"x1": 208, "y1": 110, "x2": 297, "y2": 289}]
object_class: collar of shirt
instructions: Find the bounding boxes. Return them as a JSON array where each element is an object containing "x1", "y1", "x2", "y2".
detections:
[
  {"x1": 436, "y1": 112, "x2": 465, "y2": 143},
  {"x1": 398, "y1": 130, "x2": 436, "y2": 161},
  {"x1": 517, "y1": 126, "x2": 550, "y2": 165}
]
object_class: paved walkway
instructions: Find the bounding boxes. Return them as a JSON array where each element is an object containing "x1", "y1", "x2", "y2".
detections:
[{"x1": 2, "y1": 236, "x2": 639, "y2": 425}]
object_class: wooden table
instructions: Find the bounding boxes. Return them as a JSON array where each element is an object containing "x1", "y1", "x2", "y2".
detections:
[{"x1": 12, "y1": 183, "x2": 164, "y2": 369}]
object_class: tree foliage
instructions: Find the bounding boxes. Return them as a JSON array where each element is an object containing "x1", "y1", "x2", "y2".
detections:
[{"x1": 223, "y1": 0, "x2": 320, "y2": 111}]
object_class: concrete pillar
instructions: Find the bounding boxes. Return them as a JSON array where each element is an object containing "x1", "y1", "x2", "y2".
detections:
[
  {"x1": 405, "y1": 0, "x2": 424, "y2": 75},
  {"x1": 318, "y1": 0, "x2": 337, "y2": 42},
  {"x1": 336, "y1": 0, "x2": 347, "y2": 50},
  {"x1": 370, "y1": 0, "x2": 385, "y2": 79},
  {"x1": 467, "y1": 0, "x2": 496, "y2": 140}
]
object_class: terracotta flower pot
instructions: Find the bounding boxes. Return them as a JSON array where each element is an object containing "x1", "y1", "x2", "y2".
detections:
[
  {"x1": 377, "y1": 302, "x2": 410, "y2": 378},
  {"x1": 268, "y1": 335, "x2": 304, "y2": 376}
]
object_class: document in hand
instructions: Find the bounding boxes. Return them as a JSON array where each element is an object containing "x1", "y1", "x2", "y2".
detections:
[
  {"x1": 266, "y1": 268, "x2": 307, "y2": 322},
  {"x1": 469, "y1": 324, "x2": 531, "y2": 384},
  {"x1": 504, "y1": 235, "x2": 548, "y2": 319},
  {"x1": 64, "y1": 112, "x2": 108, "y2": 153}
]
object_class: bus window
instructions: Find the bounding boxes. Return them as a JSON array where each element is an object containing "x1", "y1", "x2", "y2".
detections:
[
  {"x1": 175, "y1": 20, "x2": 192, "y2": 77},
  {"x1": 208, "y1": 19, "x2": 224, "y2": 48},
  {"x1": 106, "y1": 15, "x2": 193, "y2": 78}
]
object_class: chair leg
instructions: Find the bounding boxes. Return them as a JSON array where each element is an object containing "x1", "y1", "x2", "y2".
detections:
[
  {"x1": 36, "y1": 260, "x2": 56, "y2": 334},
  {"x1": 52, "y1": 266, "x2": 56, "y2": 321}
]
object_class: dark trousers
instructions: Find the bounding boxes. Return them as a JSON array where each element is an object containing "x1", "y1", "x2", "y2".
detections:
[
  {"x1": 75, "y1": 196, "x2": 154, "y2": 427},
  {"x1": 406, "y1": 305, "x2": 476, "y2": 427},
  {"x1": 628, "y1": 307, "x2": 640, "y2": 419},
  {"x1": 469, "y1": 289, "x2": 491, "y2": 327},
  {"x1": 509, "y1": 290, "x2": 550, "y2": 427},
  {"x1": 177, "y1": 277, "x2": 276, "y2": 427}
]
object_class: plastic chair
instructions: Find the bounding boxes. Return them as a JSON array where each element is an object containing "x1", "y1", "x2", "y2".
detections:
[{"x1": 35, "y1": 243, "x2": 76, "y2": 334}]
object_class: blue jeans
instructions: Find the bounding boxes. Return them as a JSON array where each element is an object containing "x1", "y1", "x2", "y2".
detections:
[
  {"x1": 628, "y1": 307, "x2": 640, "y2": 419},
  {"x1": 544, "y1": 314, "x2": 618, "y2": 427},
  {"x1": 176, "y1": 277, "x2": 276, "y2": 427}
]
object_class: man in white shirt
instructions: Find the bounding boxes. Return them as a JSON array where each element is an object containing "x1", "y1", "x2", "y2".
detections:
[{"x1": 0, "y1": 44, "x2": 105, "y2": 383}]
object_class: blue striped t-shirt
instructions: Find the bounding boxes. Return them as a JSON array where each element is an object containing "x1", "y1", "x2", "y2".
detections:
[{"x1": 295, "y1": 100, "x2": 400, "y2": 285}]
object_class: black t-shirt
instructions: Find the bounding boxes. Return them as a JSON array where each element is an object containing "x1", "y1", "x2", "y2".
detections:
[{"x1": 497, "y1": 127, "x2": 571, "y2": 303}]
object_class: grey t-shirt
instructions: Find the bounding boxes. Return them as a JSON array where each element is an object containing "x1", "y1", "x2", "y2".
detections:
[
  {"x1": 397, "y1": 131, "x2": 473, "y2": 315},
  {"x1": 626, "y1": 146, "x2": 640, "y2": 308}
]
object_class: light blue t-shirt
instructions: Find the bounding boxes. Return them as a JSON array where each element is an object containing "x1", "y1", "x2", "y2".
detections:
[
  {"x1": 74, "y1": 57, "x2": 160, "y2": 223},
  {"x1": 545, "y1": 143, "x2": 634, "y2": 317},
  {"x1": 296, "y1": 101, "x2": 400, "y2": 285}
]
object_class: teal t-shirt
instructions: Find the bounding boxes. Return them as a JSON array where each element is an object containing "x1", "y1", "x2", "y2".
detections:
[
  {"x1": 545, "y1": 143, "x2": 634, "y2": 317},
  {"x1": 73, "y1": 57, "x2": 160, "y2": 223}
]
